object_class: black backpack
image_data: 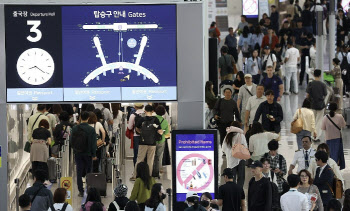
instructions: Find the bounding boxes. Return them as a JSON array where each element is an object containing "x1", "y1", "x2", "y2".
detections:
[
  {"x1": 140, "y1": 117, "x2": 162, "y2": 145},
  {"x1": 100, "y1": 120, "x2": 110, "y2": 145},
  {"x1": 262, "y1": 53, "x2": 271, "y2": 70},
  {"x1": 224, "y1": 55, "x2": 234, "y2": 74},
  {"x1": 270, "y1": 181, "x2": 281, "y2": 211},
  {"x1": 340, "y1": 52, "x2": 349, "y2": 72},
  {"x1": 53, "y1": 123, "x2": 69, "y2": 146},
  {"x1": 134, "y1": 113, "x2": 145, "y2": 135},
  {"x1": 71, "y1": 126, "x2": 88, "y2": 153}
]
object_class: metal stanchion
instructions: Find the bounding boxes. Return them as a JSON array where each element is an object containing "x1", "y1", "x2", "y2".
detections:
[
  {"x1": 14, "y1": 178, "x2": 19, "y2": 211},
  {"x1": 166, "y1": 188, "x2": 171, "y2": 211}
]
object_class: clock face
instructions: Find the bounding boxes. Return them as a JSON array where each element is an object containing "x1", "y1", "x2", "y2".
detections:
[{"x1": 16, "y1": 48, "x2": 55, "y2": 85}]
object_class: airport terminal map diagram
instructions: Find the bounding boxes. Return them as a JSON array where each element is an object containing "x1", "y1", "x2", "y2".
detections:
[{"x1": 61, "y1": 5, "x2": 177, "y2": 88}]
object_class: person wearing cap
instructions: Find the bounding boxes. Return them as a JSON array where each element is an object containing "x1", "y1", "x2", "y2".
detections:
[
  {"x1": 261, "y1": 27, "x2": 279, "y2": 52},
  {"x1": 108, "y1": 184, "x2": 129, "y2": 211},
  {"x1": 237, "y1": 74, "x2": 257, "y2": 129},
  {"x1": 299, "y1": 32, "x2": 315, "y2": 86},
  {"x1": 261, "y1": 46, "x2": 277, "y2": 76},
  {"x1": 245, "y1": 50, "x2": 262, "y2": 84},
  {"x1": 211, "y1": 168, "x2": 246, "y2": 211},
  {"x1": 214, "y1": 87, "x2": 241, "y2": 146},
  {"x1": 127, "y1": 103, "x2": 144, "y2": 169},
  {"x1": 248, "y1": 160, "x2": 272, "y2": 211},
  {"x1": 284, "y1": 41, "x2": 300, "y2": 95},
  {"x1": 185, "y1": 191, "x2": 207, "y2": 211}
]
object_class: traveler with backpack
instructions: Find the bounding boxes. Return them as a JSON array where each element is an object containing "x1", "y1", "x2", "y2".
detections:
[
  {"x1": 297, "y1": 169, "x2": 323, "y2": 211},
  {"x1": 71, "y1": 111, "x2": 97, "y2": 197},
  {"x1": 108, "y1": 184, "x2": 129, "y2": 211},
  {"x1": 80, "y1": 187, "x2": 106, "y2": 211},
  {"x1": 48, "y1": 188, "x2": 73, "y2": 211},
  {"x1": 263, "y1": 140, "x2": 288, "y2": 194},
  {"x1": 261, "y1": 46, "x2": 277, "y2": 76},
  {"x1": 144, "y1": 183, "x2": 167, "y2": 211},
  {"x1": 280, "y1": 174, "x2": 312, "y2": 211},
  {"x1": 131, "y1": 105, "x2": 163, "y2": 180},
  {"x1": 127, "y1": 103, "x2": 145, "y2": 167},
  {"x1": 52, "y1": 111, "x2": 73, "y2": 157},
  {"x1": 260, "y1": 158, "x2": 278, "y2": 186},
  {"x1": 238, "y1": 26, "x2": 252, "y2": 65},
  {"x1": 248, "y1": 160, "x2": 272, "y2": 211},
  {"x1": 211, "y1": 168, "x2": 246, "y2": 211},
  {"x1": 27, "y1": 104, "x2": 50, "y2": 144},
  {"x1": 152, "y1": 105, "x2": 169, "y2": 178},
  {"x1": 329, "y1": 58, "x2": 343, "y2": 111},
  {"x1": 218, "y1": 46, "x2": 236, "y2": 81},
  {"x1": 89, "y1": 111, "x2": 107, "y2": 173}
]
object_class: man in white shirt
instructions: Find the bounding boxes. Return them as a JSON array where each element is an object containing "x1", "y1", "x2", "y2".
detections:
[
  {"x1": 245, "y1": 84, "x2": 267, "y2": 127},
  {"x1": 280, "y1": 174, "x2": 311, "y2": 211},
  {"x1": 288, "y1": 136, "x2": 316, "y2": 175},
  {"x1": 237, "y1": 74, "x2": 257, "y2": 129},
  {"x1": 27, "y1": 104, "x2": 50, "y2": 141},
  {"x1": 284, "y1": 41, "x2": 300, "y2": 95}
]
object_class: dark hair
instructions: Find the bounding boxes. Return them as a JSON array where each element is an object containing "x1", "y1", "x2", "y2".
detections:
[
  {"x1": 315, "y1": 151, "x2": 328, "y2": 163},
  {"x1": 265, "y1": 89, "x2": 275, "y2": 96},
  {"x1": 53, "y1": 188, "x2": 67, "y2": 203},
  {"x1": 228, "y1": 27, "x2": 233, "y2": 31},
  {"x1": 39, "y1": 119, "x2": 50, "y2": 129},
  {"x1": 205, "y1": 81, "x2": 213, "y2": 91},
  {"x1": 236, "y1": 71, "x2": 245, "y2": 81},
  {"x1": 102, "y1": 103, "x2": 110, "y2": 110},
  {"x1": 86, "y1": 104, "x2": 96, "y2": 112},
  {"x1": 241, "y1": 15, "x2": 247, "y2": 19},
  {"x1": 302, "y1": 136, "x2": 312, "y2": 143},
  {"x1": 210, "y1": 21, "x2": 216, "y2": 27},
  {"x1": 275, "y1": 43, "x2": 281, "y2": 48},
  {"x1": 328, "y1": 102, "x2": 338, "y2": 117},
  {"x1": 250, "y1": 121, "x2": 264, "y2": 135},
  {"x1": 254, "y1": 25, "x2": 262, "y2": 35},
  {"x1": 307, "y1": 33, "x2": 313, "y2": 39},
  {"x1": 52, "y1": 104, "x2": 63, "y2": 115},
  {"x1": 59, "y1": 111, "x2": 70, "y2": 122},
  {"x1": 37, "y1": 104, "x2": 46, "y2": 111},
  {"x1": 81, "y1": 111, "x2": 90, "y2": 121},
  {"x1": 155, "y1": 105, "x2": 166, "y2": 116},
  {"x1": 287, "y1": 174, "x2": 300, "y2": 188},
  {"x1": 298, "y1": 169, "x2": 314, "y2": 185},
  {"x1": 333, "y1": 58, "x2": 340, "y2": 65},
  {"x1": 111, "y1": 103, "x2": 121, "y2": 119},
  {"x1": 85, "y1": 187, "x2": 103, "y2": 204},
  {"x1": 145, "y1": 105, "x2": 154, "y2": 112},
  {"x1": 343, "y1": 189, "x2": 350, "y2": 210},
  {"x1": 326, "y1": 199, "x2": 342, "y2": 211},
  {"x1": 187, "y1": 196, "x2": 199, "y2": 209},
  {"x1": 145, "y1": 183, "x2": 163, "y2": 208},
  {"x1": 305, "y1": 3, "x2": 310, "y2": 9},
  {"x1": 302, "y1": 98, "x2": 311, "y2": 108},
  {"x1": 221, "y1": 45, "x2": 229, "y2": 53},
  {"x1": 289, "y1": 0, "x2": 294, "y2": 4},
  {"x1": 34, "y1": 169, "x2": 47, "y2": 182},
  {"x1": 268, "y1": 139, "x2": 279, "y2": 151},
  {"x1": 88, "y1": 112, "x2": 97, "y2": 124},
  {"x1": 201, "y1": 192, "x2": 213, "y2": 200},
  {"x1": 317, "y1": 143, "x2": 330, "y2": 156},
  {"x1": 136, "y1": 162, "x2": 152, "y2": 189},
  {"x1": 287, "y1": 40, "x2": 293, "y2": 46},
  {"x1": 93, "y1": 109, "x2": 103, "y2": 120},
  {"x1": 271, "y1": 5, "x2": 276, "y2": 8},
  {"x1": 225, "y1": 121, "x2": 241, "y2": 147},
  {"x1": 90, "y1": 202, "x2": 104, "y2": 211},
  {"x1": 314, "y1": 69, "x2": 322, "y2": 77},
  {"x1": 223, "y1": 88, "x2": 232, "y2": 93},
  {"x1": 260, "y1": 157, "x2": 271, "y2": 164},
  {"x1": 125, "y1": 201, "x2": 140, "y2": 211},
  {"x1": 19, "y1": 194, "x2": 31, "y2": 208},
  {"x1": 257, "y1": 84, "x2": 265, "y2": 89},
  {"x1": 46, "y1": 104, "x2": 53, "y2": 112},
  {"x1": 242, "y1": 26, "x2": 250, "y2": 38}
]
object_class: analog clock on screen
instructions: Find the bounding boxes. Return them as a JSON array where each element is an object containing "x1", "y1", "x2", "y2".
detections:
[{"x1": 16, "y1": 48, "x2": 55, "y2": 85}]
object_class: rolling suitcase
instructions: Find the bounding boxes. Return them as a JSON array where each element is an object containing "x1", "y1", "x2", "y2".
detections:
[
  {"x1": 47, "y1": 157, "x2": 57, "y2": 181},
  {"x1": 86, "y1": 173, "x2": 107, "y2": 197},
  {"x1": 345, "y1": 108, "x2": 350, "y2": 127},
  {"x1": 102, "y1": 158, "x2": 113, "y2": 183}
]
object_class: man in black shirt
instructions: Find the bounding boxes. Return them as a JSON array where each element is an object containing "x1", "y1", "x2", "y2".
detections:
[
  {"x1": 211, "y1": 168, "x2": 246, "y2": 211},
  {"x1": 299, "y1": 33, "x2": 315, "y2": 85},
  {"x1": 293, "y1": 19, "x2": 307, "y2": 48},
  {"x1": 248, "y1": 161, "x2": 272, "y2": 211},
  {"x1": 301, "y1": 3, "x2": 313, "y2": 34}
]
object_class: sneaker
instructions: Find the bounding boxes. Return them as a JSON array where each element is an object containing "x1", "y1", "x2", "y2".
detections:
[
  {"x1": 78, "y1": 192, "x2": 84, "y2": 197},
  {"x1": 283, "y1": 92, "x2": 290, "y2": 95},
  {"x1": 130, "y1": 177, "x2": 136, "y2": 181}
]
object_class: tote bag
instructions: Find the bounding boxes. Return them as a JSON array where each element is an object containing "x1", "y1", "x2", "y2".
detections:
[
  {"x1": 231, "y1": 133, "x2": 251, "y2": 160},
  {"x1": 291, "y1": 108, "x2": 303, "y2": 134}
]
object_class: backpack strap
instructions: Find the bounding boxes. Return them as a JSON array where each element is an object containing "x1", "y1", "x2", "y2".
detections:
[
  {"x1": 49, "y1": 204, "x2": 56, "y2": 211},
  {"x1": 216, "y1": 98, "x2": 223, "y2": 116},
  {"x1": 279, "y1": 154, "x2": 283, "y2": 170},
  {"x1": 32, "y1": 114, "x2": 43, "y2": 131},
  {"x1": 31, "y1": 185, "x2": 45, "y2": 203},
  {"x1": 270, "y1": 170, "x2": 275, "y2": 181},
  {"x1": 153, "y1": 202, "x2": 160, "y2": 211},
  {"x1": 113, "y1": 201, "x2": 120, "y2": 210},
  {"x1": 61, "y1": 203, "x2": 68, "y2": 211},
  {"x1": 244, "y1": 86, "x2": 253, "y2": 96}
]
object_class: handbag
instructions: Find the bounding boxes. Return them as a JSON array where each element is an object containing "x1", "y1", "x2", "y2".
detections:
[
  {"x1": 326, "y1": 167, "x2": 344, "y2": 199},
  {"x1": 291, "y1": 108, "x2": 303, "y2": 134},
  {"x1": 231, "y1": 134, "x2": 251, "y2": 160},
  {"x1": 95, "y1": 124, "x2": 104, "y2": 148},
  {"x1": 24, "y1": 114, "x2": 43, "y2": 153}
]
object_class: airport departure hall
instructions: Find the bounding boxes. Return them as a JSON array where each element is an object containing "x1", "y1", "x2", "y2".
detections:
[{"x1": 1, "y1": 0, "x2": 350, "y2": 210}]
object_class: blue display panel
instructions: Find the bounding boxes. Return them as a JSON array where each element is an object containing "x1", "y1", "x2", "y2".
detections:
[
  {"x1": 5, "y1": 5, "x2": 177, "y2": 102},
  {"x1": 172, "y1": 130, "x2": 218, "y2": 206}
]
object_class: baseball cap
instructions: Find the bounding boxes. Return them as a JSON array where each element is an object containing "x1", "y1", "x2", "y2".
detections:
[
  {"x1": 186, "y1": 191, "x2": 199, "y2": 199},
  {"x1": 114, "y1": 184, "x2": 128, "y2": 197},
  {"x1": 221, "y1": 168, "x2": 234, "y2": 177},
  {"x1": 249, "y1": 160, "x2": 263, "y2": 168},
  {"x1": 264, "y1": 46, "x2": 270, "y2": 50},
  {"x1": 134, "y1": 103, "x2": 144, "y2": 108},
  {"x1": 244, "y1": 74, "x2": 252, "y2": 78}
]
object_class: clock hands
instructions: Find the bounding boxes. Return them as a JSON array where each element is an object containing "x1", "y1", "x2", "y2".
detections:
[{"x1": 28, "y1": 65, "x2": 49, "y2": 74}]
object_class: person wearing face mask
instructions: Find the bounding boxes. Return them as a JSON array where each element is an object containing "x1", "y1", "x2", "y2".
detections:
[
  {"x1": 200, "y1": 192, "x2": 219, "y2": 210},
  {"x1": 185, "y1": 191, "x2": 207, "y2": 211},
  {"x1": 144, "y1": 183, "x2": 167, "y2": 211}
]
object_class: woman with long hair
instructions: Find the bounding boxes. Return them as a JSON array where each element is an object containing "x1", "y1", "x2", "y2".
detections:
[
  {"x1": 88, "y1": 112, "x2": 106, "y2": 173},
  {"x1": 232, "y1": 71, "x2": 245, "y2": 101},
  {"x1": 222, "y1": 121, "x2": 247, "y2": 188},
  {"x1": 205, "y1": 81, "x2": 218, "y2": 110},
  {"x1": 330, "y1": 58, "x2": 343, "y2": 112},
  {"x1": 80, "y1": 187, "x2": 106, "y2": 211},
  {"x1": 49, "y1": 188, "x2": 73, "y2": 211},
  {"x1": 292, "y1": 98, "x2": 316, "y2": 149},
  {"x1": 144, "y1": 183, "x2": 166, "y2": 211},
  {"x1": 280, "y1": 33, "x2": 291, "y2": 58},
  {"x1": 321, "y1": 102, "x2": 346, "y2": 169},
  {"x1": 249, "y1": 121, "x2": 279, "y2": 160},
  {"x1": 251, "y1": 25, "x2": 264, "y2": 53},
  {"x1": 238, "y1": 26, "x2": 252, "y2": 66},
  {"x1": 297, "y1": 169, "x2": 323, "y2": 211},
  {"x1": 130, "y1": 162, "x2": 156, "y2": 211},
  {"x1": 245, "y1": 50, "x2": 262, "y2": 84}
]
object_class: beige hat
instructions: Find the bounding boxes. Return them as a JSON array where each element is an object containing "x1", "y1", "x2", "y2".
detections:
[
  {"x1": 134, "y1": 103, "x2": 144, "y2": 108},
  {"x1": 244, "y1": 74, "x2": 252, "y2": 78}
]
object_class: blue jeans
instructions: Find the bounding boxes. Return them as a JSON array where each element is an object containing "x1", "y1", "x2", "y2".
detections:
[
  {"x1": 296, "y1": 130, "x2": 311, "y2": 149},
  {"x1": 133, "y1": 136, "x2": 141, "y2": 166},
  {"x1": 75, "y1": 154, "x2": 92, "y2": 193}
]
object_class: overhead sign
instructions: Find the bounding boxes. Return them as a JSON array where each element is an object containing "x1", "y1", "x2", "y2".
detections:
[
  {"x1": 5, "y1": 5, "x2": 177, "y2": 102},
  {"x1": 60, "y1": 177, "x2": 73, "y2": 205},
  {"x1": 172, "y1": 130, "x2": 218, "y2": 206},
  {"x1": 243, "y1": 0, "x2": 259, "y2": 18}
]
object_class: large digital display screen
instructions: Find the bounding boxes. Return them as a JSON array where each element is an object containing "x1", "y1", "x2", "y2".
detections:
[
  {"x1": 172, "y1": 130, "x2": 218, "y2": 206},
  {"x1": 242, "y1": 0, "x2": 258, "y2": 18},
  {"x1": 5, "y1": 5, "x2": 177, "y2": 102}
]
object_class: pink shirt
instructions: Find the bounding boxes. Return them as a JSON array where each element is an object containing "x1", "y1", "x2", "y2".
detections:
[{"x1": 321, "y1": 114, "x2": 346, "y2": 140}]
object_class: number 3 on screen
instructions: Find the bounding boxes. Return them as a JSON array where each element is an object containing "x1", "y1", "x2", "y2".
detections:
[{"x1": 27, "y1": 20, "x2": 42, "y2": 42}]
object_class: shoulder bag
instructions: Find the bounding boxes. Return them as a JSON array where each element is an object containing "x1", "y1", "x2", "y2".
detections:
[
  {"x1": 231, "y1": 133, "x2": 251, "y2": 159},
  {"x1": 95, "y1": 123, "x2": 104, "y2": 148},
  {"x1": 224, "y1": 55, "x2": 234, "y2": 74},
  {"x1": 244, "y1": 86, "x2": 253, "y2": 97},
  {"x1": 325, "y1": 167, "x2": 344, "y2": 199},
  {"x1": 291, "y1": 108, "x2": 303, "y2": 134},
  {"x1": 24, "y1": 114, "x2": 43, "y2": 153}
]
